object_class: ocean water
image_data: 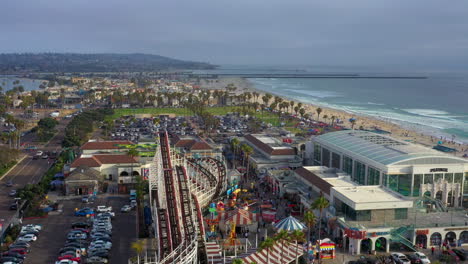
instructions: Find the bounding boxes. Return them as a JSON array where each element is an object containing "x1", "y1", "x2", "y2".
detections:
[
  {"x1": 196, "y1": 66, "x2": 468, "y2": 143},
  {"x1": 0, "y1": 77, "x2": 45, "y2": 91}
]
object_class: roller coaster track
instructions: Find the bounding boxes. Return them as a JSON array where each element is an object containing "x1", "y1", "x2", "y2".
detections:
[
  {"x1": 159, "y1": 132, "x2": 182, "y2": 250},
  {"x1": 146, "y1": 131, "x2": 227, "y2": 264},
  {"x1": 176, "y1": 165, "x2": 196, "y2": 238}
]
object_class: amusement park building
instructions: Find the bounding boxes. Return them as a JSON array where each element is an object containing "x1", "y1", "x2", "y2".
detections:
[{"x1": 309, "y1": 130, "x2": 468, "y2": 207}]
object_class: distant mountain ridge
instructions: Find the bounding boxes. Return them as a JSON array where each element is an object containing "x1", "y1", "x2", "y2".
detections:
[{"x1": 0, "y1": 53, "x2": 216, "y2": 73}]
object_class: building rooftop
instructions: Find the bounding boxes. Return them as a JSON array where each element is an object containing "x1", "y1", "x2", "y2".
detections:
[
  {"x1": 314, "y1": 130, "x2": 468, "y2": 166},
  {"x1": 332, "y1": 185, "x2": 413, "y2": 210},
  {"x1": 245, "y1": 134, "x2": 295, "y2": 156},
  {"x1": 71, "y1": 154, "x2": 138, "y2": 168},
  {"x1": 81, "y1": 140, "x2": 133, "y2": 150},
  {"x1": 295, "y1": 166, "x2": 357, "y2": 196}
]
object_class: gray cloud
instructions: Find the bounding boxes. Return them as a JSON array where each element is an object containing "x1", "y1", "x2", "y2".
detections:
[{"x1": 1, "y1": 0, "x2": 468, "y2": 69}]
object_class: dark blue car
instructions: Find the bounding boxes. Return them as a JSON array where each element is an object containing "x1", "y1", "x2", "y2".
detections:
[{"x1": 74, "y1": 208, "x2": 94, "y2": 216}]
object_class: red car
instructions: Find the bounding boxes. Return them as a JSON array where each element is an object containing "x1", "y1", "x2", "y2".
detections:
[
  {"x1": 8, "y1": 248, "x2": 28, "y2": 255},
  {"x1": 57, "y1": 255, "x2": 81, "y2": 262},
  {"x1": 72, "y1": 228, "x2": 90, "y2": 233},
  {"x1": 443, "y1": 249, "x2": 461, "y2": 262}
]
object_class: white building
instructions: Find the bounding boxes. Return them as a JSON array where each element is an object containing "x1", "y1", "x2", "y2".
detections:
[{"x1": 308, "y1": 130, "x2": 468, "y2": 207}]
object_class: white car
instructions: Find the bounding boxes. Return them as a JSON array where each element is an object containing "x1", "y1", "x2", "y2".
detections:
[
  {"x1": 17, "y1": 234, "x2": 37, "y2": 242},
  {"x1": 56, "y1": 260, "x2": 79, "y2": 264},
  {"x1": 414, "y1": 252, "x2": 431, "y2": 264},
  {"x1": 89, "y1": 241, "x2": 112, "y2": 250},
  {"x1": 121, "y1": 205, "x2": 131, "y2": 212},
  {"x1": 96, "y1": 205, "x2": 112, "y2": 213},
  {"x1": 22, "y1": 224, "x2": 42, "y2": 231},
  {"x1": 36, "y1": 151, "x2": 43, "y2": 156},
  {"x1": 391, "y1": 252, "x2": 411, "y2": 264}
]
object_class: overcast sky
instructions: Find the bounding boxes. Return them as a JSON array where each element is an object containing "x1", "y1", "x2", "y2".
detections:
[{"x1": 1, "y1": 0, "x2": 468, "y2": 69}]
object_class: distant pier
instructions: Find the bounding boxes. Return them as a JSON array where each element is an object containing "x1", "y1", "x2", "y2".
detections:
[{"x1": 183, "y1": 73, "x2": 428, "y2": 79}]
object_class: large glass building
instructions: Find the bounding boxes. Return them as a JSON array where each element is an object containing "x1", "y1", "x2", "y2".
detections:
[{"x1": 310, "y1": 131, "x2": 468, "y2": 206}]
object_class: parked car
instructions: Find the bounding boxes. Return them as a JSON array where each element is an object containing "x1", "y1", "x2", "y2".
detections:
[
  {"x1": 96, "y1": 206, "x2": 112, "y2": 213},
  {"x1": 9, "y1": 203, "x2": 18, "y2": 210},
  {"x1": 85, "y1": 256, "x2": 109, "y2": 263},
  {"x1": 71, "y1": 222, "x2": 91, "y2": 229},
  {"x1": 81, "y1": 196, "x2": 89, "y2": 203},
  {"x1": 0, "y1": 256, "x2": 24, "y2": 264},
  {"x1": 413, "y1": 252, "x2": 430, "y2": 263},
  {"x1": 74, "y1": 208, "x2": 94, "y2": 216},
  {"x1": 17, "y1": 234, "x2": 37, "y2": 242},
  {"x1": 7, "y1": 248, "x2": 29, "y2": 255},
  {"x1": 87, "y1": 249, "x2": 109, "y2": 258},
  {"x1": 9, "y1": 242, "x2": 30, "y2": 249},
  {"x1": 1, "y1": 251, "x2": 26, "y2": 260},
  {"x1": 97, "y1": 212, "x2": 114, "y2": 218},
  {"x1": 35, "y1": 151, "x2": 43, "y2": 156},
  {"x1": 21, "y1": 224, "x2": 41, "y2": 231},
  {"x1": 8, "y1": 190, "x2": 17, "y2": 197},
  {"x1": 5, "y1": 181, "x2": 13, "y2": 187},
  {"x1": 121, "y1": 205, "x2": 131, "y2": 212},
  {"x1": 57, "y1": 255, "x2": 80, "y2": 262},
  {"x1": 67, "y1": 232, "x2": 87, "y2": 240},
  {"x1": 55, "y1": 260, "x2": 78, "y2": 264},
  {"x1": 391, "y1": 252, "x2": 411, "y2": 264}
]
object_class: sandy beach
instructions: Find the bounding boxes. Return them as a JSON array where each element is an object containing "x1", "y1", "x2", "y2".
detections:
[{"x1": 201, "y1": 77, "x2": 468, "y2": 157}]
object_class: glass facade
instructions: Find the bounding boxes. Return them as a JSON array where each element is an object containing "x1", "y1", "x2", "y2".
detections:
[
  {"x1": 464, "y1": 173, "x2": 468, "y2": 195},
  {"x1": 413, "y1": 174, "x2": 423, "y2": 197},
  {"x1": 367, "y1": 167, "x2": 380, "y2": 185},
  {"x1": 331, "y1": 152, "x2": 341, "y2": 169},
  {"x1": 342, "y1": 203, "x2": 371, "y2": 221},
  {"x1": 445, "y1": 173, "x2": 454, "y2": 184},
  {"x1": 434, "y1": 173, "x2": 443, "y2": 183},
  {"x1": 388, "y1": 174, "x2": 411, "y2": 196},
  {"x1": 424, "y1": 174, "x2": 433, "y2": 184},
  {"x1": 313, "y1": 144, "x2": 321, "y2": 163},
  {"x1": 395, "y1": 208, "x2": 408, "y2": 220},
  {"x1": 354, "y1": 161, "x2": 366, "y2": 185},
  {"x1": 382, "y1": 173, "x2": 388, "y2": 187},
  {"x1": 343, "y1": 156, "x2": 353, "y2": 175},
  {"x1": 322, "y1": 148, "x2": 330, "y2": 167}
]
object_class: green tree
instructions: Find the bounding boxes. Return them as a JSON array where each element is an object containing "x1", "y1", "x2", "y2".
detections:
[
  {"x1": 231, "y1": 137, "x2": 240, "y2": 168},
  {"x1": 313, "y1": 196, "x2": 330, "y2": 261},
  {"x1": 38, "y1": 117, "x2": 59, "y2": 130},
  {"x1": 350, "y1": 118, "x2": 357, "y2": 129},
  {"x1": 289, "y1": 230, "x2": 305, "y2": 264},
  {"x1": 131, "y1": 240, "x2": 145, "y2": 263},
  {"x1": 274, "y1": 229, "x2": 289, "y2": 263},
  {"x1": 330, "y1": 115, "x2": 336, "y2": 126},
  {"x1": 232, "y1": 259, "x2": 244, "y2": 264},
  {"x1": 303, "y1": 210, "x2": 316, "y2": 244},
  {"x1": 127, "y1": 148, "x2": 140, "y2": 182},
  {"x1": 259, "y1": 237, "x2": 275, "y2": 264},
  {"x1": 241, "y1": 144, "x2": 254, "y2": 176},
  {"x1": 316, "y1": 107, "x2": 322, "y2": 121}
]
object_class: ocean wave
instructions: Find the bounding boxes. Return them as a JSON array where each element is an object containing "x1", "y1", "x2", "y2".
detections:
[
  {"x1": 401, "y1": 108, "x2": 451, "y2": 117},
  {"x1": 285, "y1": 89, "x2": 343, "y2": 98},
  {"x1": 367, "y1": 102, "x2": 385, "y2": 106}
]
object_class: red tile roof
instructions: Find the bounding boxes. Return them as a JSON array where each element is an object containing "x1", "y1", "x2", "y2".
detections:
[
  {"x1": 174, "y1": 139, "x2": 195, "y2": 148},
  {"x1": 93, "y1": 154, "x2": 138, "y2": 164},
  {"x1": 81, "y1": 141, "x2": 133, "y2": 150},
  {"x1": 294, "y1": 167, "x2": 332, "y2": 195},
  {"x1": 244, "y1": 134, "x2": 295, "y2": 156},
  {"x1": 188, "y1": 141, "x2": 212, "y2": 151},
  {"x1": 71, "y1": 154, "x2": 138, "y2": 168},
  {"x1": 71, "y1": 157, "x2": 101, "y2": 168}
]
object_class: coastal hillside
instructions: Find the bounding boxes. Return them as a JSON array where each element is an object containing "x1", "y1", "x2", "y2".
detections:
[{"x1": 0, "y1": 53, "x2": 215, "y2": 73}]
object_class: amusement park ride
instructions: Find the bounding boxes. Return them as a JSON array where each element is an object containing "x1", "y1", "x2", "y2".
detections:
[{"x1": 147, "y1": 131, "x2": 227, "y2": 264}]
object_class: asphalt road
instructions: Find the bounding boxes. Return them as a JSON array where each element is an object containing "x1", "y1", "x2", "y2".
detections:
[
  {"x1": 22, "y1": 195, "x2": 137, "y2": 264},
  {"x1": 0, "y1": 118, "x2": 69, "y2": 236}
]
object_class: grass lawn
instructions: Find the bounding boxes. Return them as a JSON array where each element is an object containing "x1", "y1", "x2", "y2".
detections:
[
  {"x1": 109, "y1": 107, "x2": 300, "y2": 130},
  {"x1": 108, "y1": 106, "x2": 240, "y2": 120}
]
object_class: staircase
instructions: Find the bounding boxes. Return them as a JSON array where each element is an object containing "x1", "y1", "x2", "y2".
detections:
[{"x1": 390, "y1": 226, "x2": 417, "y2": 252}]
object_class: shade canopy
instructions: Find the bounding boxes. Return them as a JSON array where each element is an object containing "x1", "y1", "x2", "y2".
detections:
[{"x1": 274, "y1": 215, "x2": 306, "y2": 232}]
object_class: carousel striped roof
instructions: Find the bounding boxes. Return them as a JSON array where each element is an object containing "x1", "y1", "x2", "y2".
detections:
[
  {"x1": 274, "y1": 216, "x2": 306, "y2": 232},
  {"x1": 242, "y1": 241, "x2": 303, "y2": 264},
  {"x1": 219, "y1": 209, "x2": 259, "y2": 226}
]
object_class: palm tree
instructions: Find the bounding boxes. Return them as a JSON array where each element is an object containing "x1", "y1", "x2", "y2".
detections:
[
  {"x1": 289, "y1": 230, "x2": 306, "y2": 264},
  {"x1": 313, "y1": 196, "x2": 330, "y2": 262},
  {"x1": 294, "y1": 106, "x2": 299, "y2": 116},
  {"x1": 232, "y1": 259, "x2": 244, "y2": 264},
  {"x1": 259, "y1": 237, "x2": 275, "y2": 264},
  {"x1": 274, "y1": 229, "x2": 289, "y2": 263},
  {"x1": 330, "y1": 115, "x2": 336, "y2": 127},
  {"x1": 289, "y1": 101, "x2": 295, "y2": 113},
  {"x1": 241, "y1": 144, "x2": 254, "y2": 177},
  {"x1": 350, "y1": 118, "x2": 357, "y2": 129},
  {"x1": 127, "y1": 148, "x2": 139, "y2": 182},
  {"x1": 231, "y1": 137, "x2": 240, "y2": 168},
  {"x1": 131, "y1": 240, "x2": 145, "y2": 263},
  {"x1": 303, "y1": 210, "x2": 316, "y2": 243},
  {"x1": 299, "y1": 108, "x2": 305, "y2": 118},
  {"x1": 316, "y1": 107, "x2": 323, "y2": 121},
  {"x1": 322, "y1": 114, "x2": 328, "y2": 124}
]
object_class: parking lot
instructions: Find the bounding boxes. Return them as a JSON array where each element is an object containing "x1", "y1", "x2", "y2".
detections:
[{"x1": 22, "y1": 195, "x2": 136, "y2": 264}]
